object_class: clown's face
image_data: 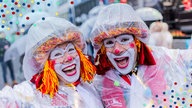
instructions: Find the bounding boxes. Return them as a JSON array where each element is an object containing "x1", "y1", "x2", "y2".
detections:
[
  {"x1": 104, "y1": 34, "x2": 137, "y2": 75},
  {"x1": 49, "y1": 43, "x2": 80, "y2": 84}
]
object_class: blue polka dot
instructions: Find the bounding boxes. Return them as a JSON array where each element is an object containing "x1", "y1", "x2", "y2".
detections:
[
  {"x1": 152, "y1": 105, "x2": 155, "y2": 107},
  {"x1": 22, "y1": 24, "x2": 25, "y2": 27},
  {"x1": 174, "y1": 102, "x2": 177, "y2": 104},
  {"x1": 11, "y1": 7, "x2": 14, "y2": 10},
  {"x1": 9, "y1": 22, "x2": 13, "y2": 24},
  {"x1": 156, "y1": 95, "x2": 158, "y2": 98},
  {"x1": 22, "y1": 3, "x2": 26, "y2": 6},
  {"x1": 47, "y1": 3, "x2": 51, "y2": 6},
  {"x1": 169, "y1": 105, "x2": 172, "y2": 107},
  {"x1": 177, "y1": 97, "x2": 180, "y2": 100},
  {"x1": 163, "y1": 92, "x2": 166, "y2": 95},
  {"x1": 171, "y1": 90, "x2": 174, "y2": 93},
  {"x1": 16, "y1": 9, "x2": 19, "y2": 12},
  {"x1": 159, "y1": 106, "x2": 162, "y2": 108},
  {"x1": 182, "y1": 101, "x2": 185, "y2": 104},
  {"x1": 37, "y1": 2, "x2": 40, "y2": 5},
  {"x1": 1, "y1": 25, "x2": 4, "y2": 28},
  {"x1": 186, "y1": 85, "x2": 189, "y2": 88},
  {"x1": 42, "y1": 17, "x2": 45, "y2": 20},
  {"x1": 1, "y1": 9, "x2": 4, "y2": 12},
  {"x1": 11, "y1": 0, "x2": 15, "y2": 3},
  {"x1": 171, "y1": 95, "x2": 174, "y2": 98},
  {"x1": 31, "y1": 10, "x2": 35, "y2": 13}
]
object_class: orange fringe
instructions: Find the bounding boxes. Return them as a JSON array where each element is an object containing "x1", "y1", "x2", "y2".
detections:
[
  {"x1": 134, "y1": 38, "x2": 141, "y2": 53},
  {"x1": 75, "y1": 47, "x2": 96, "y2": 83},
  {"x1": 37, "y1": 60, "x2": 59, "y2": 98}
]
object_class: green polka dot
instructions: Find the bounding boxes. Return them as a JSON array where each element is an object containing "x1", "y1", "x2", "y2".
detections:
[
  {"x1": 9, "y1": 15, "x2": 13, "y2": 19},
  {"x1": 114, "y1": 81, "x2": 120, "y2": 86},
  {"x1": 169, "y1": 99, "x2": 173, "y2": 103},
  {"x1": 56, "y1": 1, "x2": 60, "y2": 5},
  {"x1": 39, "y1": 9, "x2": 42, "y2": 12},
  {"x1": 182, "y1": 92, "x2": 187, "y2": 96},
  {"x1": 175, "y1": 93, "x2": 179, "y2": 97},
  {"x1": 15, "y1": 21, "x2": 19, "y2": 25},
  {"x1": 4, "y1": 0, "x2": 8, "y2": 3},
  {"x1": 143, "y1": 104, "x2": 146, "y2": 107},
  {"x1": 33, "y1": 24, "x2": 37, "y2": 27},
  {"x1": 8, "y1": 4, "x2": 12, "y2": 7}
]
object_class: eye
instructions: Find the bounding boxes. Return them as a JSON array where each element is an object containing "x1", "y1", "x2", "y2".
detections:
[
  {"x1": 121, "y1": 38, "x2": 129, "y2": 42},
  {"x1": 106, "y1": 40, "x2": 114, "y2": 45},
  {"x1": 54, "y1": 53, "x2": 62, "y2": 56},
  {"x1": 68, "y1": 48, "x2": 75, "y2": 52}
]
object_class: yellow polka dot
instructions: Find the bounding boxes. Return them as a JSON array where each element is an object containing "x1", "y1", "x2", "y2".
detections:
[
  {"x1": 18, "y1": 4, "x2": 21, "y2": 8},
  {"x1": 179, "y1": 88, "x2": 182, "y2": 91},
  {"x1": 184, "y1": 78, "x2": 187, "y2": 82},
  {"x1": 55, "y1": 12, "x2": 59, "y2": 16},
  {"x1": 188, "y1": 89, "x2": 192, "y2": 92},
  {"x1": 19, "y1": 14, "x2": 23, "y2": 17},
  {"x1": 0, "y1": 4, "x2": 2, "y2": 7},
  {"x1": 163, "y1": 106, "x2": 167, "y2": 108},
  {"x1": 7, "y1": 27, "x2": 10, "y2": 30},
  {"x1": 6, "y1": 10, "x2": 10, "y2": 14},
  {"x1": 2, "y1": 20, "x2": 5, "y2": 24}
]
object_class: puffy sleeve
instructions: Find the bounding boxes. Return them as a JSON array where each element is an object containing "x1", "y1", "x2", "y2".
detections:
[{"x1": 0, "y1": 81, "x2": 38, "y2": 108}]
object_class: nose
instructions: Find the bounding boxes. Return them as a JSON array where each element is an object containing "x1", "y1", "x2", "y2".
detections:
[
  {"x1": 113, "y1": 42, "x2": 123, "y2": 55},
  {"x1": 63, "y1": 55, "x2": 73, "y2": 63}
]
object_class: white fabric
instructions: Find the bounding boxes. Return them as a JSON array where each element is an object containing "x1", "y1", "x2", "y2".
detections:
[
  {"x1": 93, "y1": 47, "x2": 192, "y2": 108},
  {"x1": 4, "y1": 35, "x2": 27, "y2": 62},
  {"x1": 136, "y1": 7, "x2": 163, "y2": 21},
  {"x1": 90, "y1": 3, "x2": 149, "y2": 57},
  {"x1": 0, "y1": 81, "x2": 103, "y2": 108},
  {"x1": 23, "y1": 17, "x2": 86, "y2": 80}
]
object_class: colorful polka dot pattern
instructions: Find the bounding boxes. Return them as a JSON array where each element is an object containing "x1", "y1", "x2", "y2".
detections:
[
  {"x1": 143, "y1": 81, "x2": 192, "y2": 107},
  {"x1": 0, "y1": 0, "x2": 74, "y2": 35}
]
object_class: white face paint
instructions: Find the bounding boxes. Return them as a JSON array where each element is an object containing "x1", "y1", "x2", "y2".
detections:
[
  {"x1": 104, "y1": 34, "x2": 137, "y2": 75},
  {"x1": 50, "y1": 43, "x2": 80, "y2": 83},
  {"x1": 107, "y1": 49, "x2": 136, "y2": 75}
]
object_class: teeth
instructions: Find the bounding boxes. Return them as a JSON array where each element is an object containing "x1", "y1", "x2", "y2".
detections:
[
  {"x1": 115, "y1": 57, "x2": 126, "y2": 61},
  {"x1": 63, "y1": 65, "x2": 75, "y2": 71}
]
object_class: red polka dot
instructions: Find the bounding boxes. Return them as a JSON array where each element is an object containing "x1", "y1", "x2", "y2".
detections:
[
  {"x1": 70, "y1": 1, "x2": 74, "y2": 4},
  {"x1": 163, "y1": 99, "x2": 166, "y2": 101},
  {"x1": 16, "y1": 32, "x2": 20, "y2": 35},
  {"x1": 12, "y1": 12, "x2": 15, "y2": 15},
  {"x1": 14, "y1": 2, "x2": 18, "y2": 5},
  {"x1": 190, "y1": 104, "x2": 192, "y2": 107},
  {"x1": 182, "y1": 98, "x2": 185, "y2": 100},
  {"x1": 26, "y1": 17, "x2": 30, "y2": 20},
  {"x1": 27, "y1": 4, "x2": 31, "y2": 8},
  {"x1": 175, "y1": 106, "x2": 178, "y2": 108},
  {"x1": 2, "y1": 14, "x2": 5, "y2": 17},
  {"x1": 3, "y1": 5, "x2": 7, "y2": 8},
  {"x1": 174, "y1": 82, "x2": 177, "y2": 85}
]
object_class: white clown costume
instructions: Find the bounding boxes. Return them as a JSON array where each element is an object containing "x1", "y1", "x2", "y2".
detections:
[
  {"x1": 0, "y1": 17, "x2": 103, "y2": 108},
  {"x1": 91, "y1": 3, "x2": 192, "y2": 108}
]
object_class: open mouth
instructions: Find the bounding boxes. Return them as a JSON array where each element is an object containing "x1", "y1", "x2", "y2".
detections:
[
  {"x1": 114, "y1": 57, "x2": 129, "y2": 69},
  {"x1": 62, "y1": 64, "x2": 77, "y2": 76}
]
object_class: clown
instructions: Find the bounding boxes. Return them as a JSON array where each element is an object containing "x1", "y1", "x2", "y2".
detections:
[
  {"x1": 91, "y1": 3, "x2": 192, "y2": 108},
  {"x1": 0, "y1": 17, "x2": 103, "y2": 108}
]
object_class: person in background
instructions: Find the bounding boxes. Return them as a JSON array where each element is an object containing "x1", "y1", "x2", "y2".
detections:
[
  {"x1": 0, "y1": 17, "x2": 103, "y2": 108},
  {"x1": 0, "y1": 30, "x2": 17, "y2": 87},
  {"x1": 80, "y1": 5, "x2": 105, "y2": 63},
  {"x1": 149, "y1": 21, "x2": 173, "y2": 48},
  {"x1": 91, "y1": 3, "x2": 192, "y2": 108}
]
